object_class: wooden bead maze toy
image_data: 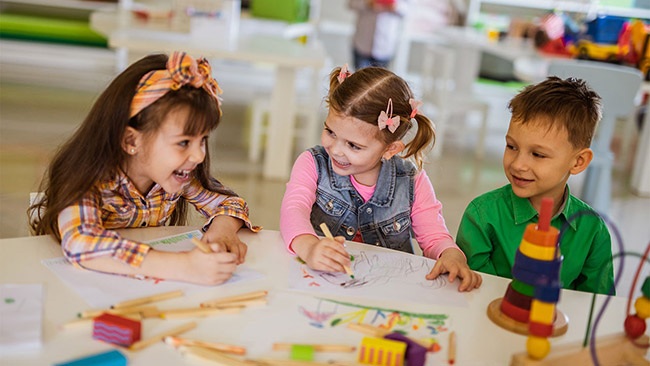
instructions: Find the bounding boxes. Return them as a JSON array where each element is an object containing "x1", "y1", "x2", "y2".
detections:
[{"x1": 487, "y1": 197, "x2": 569, "y2": 360}]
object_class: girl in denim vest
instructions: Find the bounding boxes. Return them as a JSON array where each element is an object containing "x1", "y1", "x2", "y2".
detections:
[{"x1": 280, "y1": 65, "x2": 481, "y2": 291}]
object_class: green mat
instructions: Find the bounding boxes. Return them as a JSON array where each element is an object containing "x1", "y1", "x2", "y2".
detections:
[{"x1": 0, "y1": 13, "x2": 107, "y2": 47}]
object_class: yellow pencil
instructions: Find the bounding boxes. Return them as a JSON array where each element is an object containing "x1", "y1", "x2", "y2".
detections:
[
  {"x1": 165, "y1": 336, "x2": 247, "y2": 355},
  {"x1": 191, "y1": 237, "x2": 213, "y2": 253},
  {"x1": 129, "y1": 321, "x2": 197, "y2": 351},
  {"x1": 319, "y1": 223, "x2": 354, "y2": 278},
  {"x1": 201, "y1": 290, "x2": 268, "y2": 307},
  {"x1": 111, "y1": 289, "x2": 183, "y2": 309},
  {"x1": 448, "y1": 331, "x2": 456, "y2": 365},
  {"x1": 272, "y1": 343, "x2": 356, "y2": 352}
]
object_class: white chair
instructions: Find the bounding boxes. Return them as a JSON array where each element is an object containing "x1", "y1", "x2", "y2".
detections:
[
  {"x1": 547, "y1": 60, "x2": 643, "y2": 214},
  {"x1": 248, "y1": 96, "x2": 322, "y2": 163},
  {"x1": 421, "y1": 44, "x2": 490, "y2": 159}
]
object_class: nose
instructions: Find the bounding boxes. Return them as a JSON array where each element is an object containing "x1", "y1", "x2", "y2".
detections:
[
  {"x1": 189, "y1": 142, "x2": 206, "y2": 164},
  {"x1": 510, "y1": 151, "x2": 528, "y2": 172}
]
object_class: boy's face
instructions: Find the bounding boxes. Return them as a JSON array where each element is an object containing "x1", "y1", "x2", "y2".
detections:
[{"x1": 503, "y1": 118, "x2": 590, "y2": 210}]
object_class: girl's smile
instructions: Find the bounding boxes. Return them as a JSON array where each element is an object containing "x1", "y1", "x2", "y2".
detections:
[{"x1": 321, "y1": 110, "x2": 391, "y2": 186}]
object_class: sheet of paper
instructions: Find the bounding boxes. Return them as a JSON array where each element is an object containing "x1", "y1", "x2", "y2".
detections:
[
  {"x1": 42, "y1": 230, "x2": 263, "y2": 308},
  {"x1": 0, "y1": 284, "x2": 43, "y2": 352},
  {"x1": 288, "y1": 248, "x2": 467, "y2": 307}
]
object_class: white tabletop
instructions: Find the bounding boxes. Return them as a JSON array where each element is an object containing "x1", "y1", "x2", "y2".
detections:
[{"x1": 0, "y1": 228, "x2": 631, "y2": 365}]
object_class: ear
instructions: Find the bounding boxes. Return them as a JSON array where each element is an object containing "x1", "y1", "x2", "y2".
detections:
[
  {"x1": 569, "y1": 147, "x2": 593, "y2": 175},
  {"x1": 122, "y1": 126, "x2": 142, "y2": 155},
  {"x1": 382, "y1": 140, "x2": 406, "y2": 160}
]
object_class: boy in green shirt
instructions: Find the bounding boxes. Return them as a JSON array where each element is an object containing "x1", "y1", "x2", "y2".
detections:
[{"x1": 457, "y1": 77, "x2": 614, "y2": 295}]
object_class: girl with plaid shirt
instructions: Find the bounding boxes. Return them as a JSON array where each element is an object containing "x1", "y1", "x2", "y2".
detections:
[{"x1": 29, "y1": 52, "x2": 259, "y2": 285}]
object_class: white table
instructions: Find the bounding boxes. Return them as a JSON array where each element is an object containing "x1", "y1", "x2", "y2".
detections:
[
  {"x1": 90, "y1": 10, "x2": 328, "y2": 180},
  {"x1": 0, "y1": 227, "x2": 636, "y2": 365}
]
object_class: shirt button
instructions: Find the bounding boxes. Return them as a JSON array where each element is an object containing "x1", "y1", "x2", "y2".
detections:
[
  {"x1": 346, "y1": 226, "x2": 355, "y2": 236},
  {"x1": 326, "y1": 200, "x2": 334, "y2": 211},
  {"x1": 393, "y1": 221, "x2": 401, "y2": 231},
  {"x1": 375, "y1": 242, "x2": 380, "y2": 246},
  {"x1": 366, "y1": 207, "x2": 372, "y2": 214}
]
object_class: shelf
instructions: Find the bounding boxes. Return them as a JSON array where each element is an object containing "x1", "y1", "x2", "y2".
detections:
[
  {"x1": 1, "y1": 0, "x2": 118, "y2": 11},
  {"x1": 471, "y1": 0, "x2": 650, "y2": 23}
]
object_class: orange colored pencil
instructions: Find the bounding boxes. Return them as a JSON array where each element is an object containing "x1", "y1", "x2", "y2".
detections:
[{"x1": 164, "y1": 336, "x2": 246, "y2": 355}]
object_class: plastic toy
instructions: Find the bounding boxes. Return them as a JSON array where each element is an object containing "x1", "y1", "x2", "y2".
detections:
[
  {"x1": 93, "y1": 313, "x2": 141, "y2": 347},
  {"x1": 358, "y1": 336, "x2": 406, "y2": 366}
]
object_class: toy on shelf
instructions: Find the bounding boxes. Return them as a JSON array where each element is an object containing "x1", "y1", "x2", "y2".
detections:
[
  {"x1": 625, "y1": 276, "x2": 650, "y2": 339},
  {"x1": 487, "y1": 197, "x2": 568, "y2": 360}
]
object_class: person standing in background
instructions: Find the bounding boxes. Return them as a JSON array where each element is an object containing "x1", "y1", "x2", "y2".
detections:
[{"x1": 349, "y1": 0, "x2": 408, "y2": 70}]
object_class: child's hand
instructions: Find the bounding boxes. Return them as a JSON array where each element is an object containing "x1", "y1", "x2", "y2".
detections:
[
  {"x1": 203, "y1": 216, "x2": 248, "y2": 264},
  {"x1": 183, "y1": 244, "x2": 238, "y2": 286},
  {"x1": 292, "y1": 235, "x2": 351, "y2": 273},
  {"x1": 426, "y1": 248, "x2": 482, "y2": 292}
]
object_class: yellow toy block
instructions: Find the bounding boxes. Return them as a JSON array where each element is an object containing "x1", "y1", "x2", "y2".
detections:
[
  {"x1": 358, "y1": 337, "x2": 407, "y2": 366},
  {"x1": 530, "y1": 300, "x2": 555, "y2": 324},
  {"x1": 519, "y1": 239, "x2": 557, "y2": 261}
]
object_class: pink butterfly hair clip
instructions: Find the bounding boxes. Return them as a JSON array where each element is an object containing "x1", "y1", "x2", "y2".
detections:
[
  {"x1": 337, "y1": 64, "x2": 351, "y2": 83},
  {"x1": 378, "y1": 98, "x2": 400, "y2": 133},
  {"x1": 409, "y1": 98, "x2": 423, "y2": 119}
]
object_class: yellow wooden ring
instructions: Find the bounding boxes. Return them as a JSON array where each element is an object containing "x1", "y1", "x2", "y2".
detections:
[
  {"x1": 519, "y1": 239, "x2": 558, "y2": 261},
  {"x1": 530, "y1": 299, "x2": 555, "y2": 324}
]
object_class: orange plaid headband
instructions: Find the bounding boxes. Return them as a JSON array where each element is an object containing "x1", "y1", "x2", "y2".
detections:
[{"x1": 130, "y1": 51, "x2": 223, "y2": 118}]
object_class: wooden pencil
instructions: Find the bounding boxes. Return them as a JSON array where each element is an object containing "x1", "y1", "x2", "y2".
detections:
[
  {"x1": 129, "y1": 321, "x2": 197, "y2": 351},
  {"x1": 165, "y1": 336, "x2": 247, "y2": 355},
  {"x1": 211, "y1": 298, "x2": 268, "y2": 309},
  {"x1": 180, "y1": 345, "x2": 255, "y2": 366},
  {"x1": 79, "y1": 305, "x2": 157, "y2": 319},
  {"x1": 201, "y1": 290, "x2": 268, "y2": 307},
  {"x1": 258, "y1": 358, "x2": 366, "y2": 366},
  {"x1": 191, "y1": 237, "x2": 213, "y2": 253},
  {"x1": 319, "y1": 223, "x2": 354, "y2": 278},
  {"x1": 159, "y1": 306, "x2": 242, "y2": 319},
  {"x1": 111, "y1": 289, "x2": 183, "y2": 309},
  {"x1": 448, "y1": 331, "x2": 456, "y2": 365},
  {"x1": 272, "y1": 343, "x2": 356, "y2": 352}
]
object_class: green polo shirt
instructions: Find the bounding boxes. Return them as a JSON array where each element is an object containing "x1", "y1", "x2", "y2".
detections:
[{"x1": 457, "y1": 184, "x2": 614, "y2": 295}]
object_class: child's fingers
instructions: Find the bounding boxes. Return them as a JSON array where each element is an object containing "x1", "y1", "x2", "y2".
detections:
[
  {"x1": 209, "y1": 243, "x2": 225, "y2": 253},
  {"x1": 447, "y1": 266, "x2": 458, "y2": 283},
  {"x1": 457, "y1": 269, "x2": 472, "y2": 292},
  {"x1": 426, "y1": 261, "x2": 444, "y2": 280},
  {"x1": 475, "y1": 273, "x2": 483, "y2": 288}
]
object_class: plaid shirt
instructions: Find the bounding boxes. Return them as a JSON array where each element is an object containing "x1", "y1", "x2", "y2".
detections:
[{"x1": 58, "y1": 170, "x2": 259, "y2": 268}]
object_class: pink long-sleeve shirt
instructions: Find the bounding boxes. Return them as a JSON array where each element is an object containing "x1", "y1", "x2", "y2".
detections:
[{"x1": 280, "y1": 151, "x2": 461, "y2": 259}]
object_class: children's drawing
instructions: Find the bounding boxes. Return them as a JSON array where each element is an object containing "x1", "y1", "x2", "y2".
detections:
[
  {"x1": 297, "y1": 297, "x2": 449, "y2": 349},
  {"x1": 42, "y1": 231, "x2": 264, "y2": 308},
  {"x1": 288, "y1": 247, "x2": 467, "y2": 307}
]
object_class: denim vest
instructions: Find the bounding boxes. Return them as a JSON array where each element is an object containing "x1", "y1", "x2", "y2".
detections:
[{"x1": 309, "y1": 145, "x2": 417, "y2": 253}]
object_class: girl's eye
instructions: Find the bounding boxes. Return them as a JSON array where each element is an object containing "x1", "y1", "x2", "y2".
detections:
[
  {"x1": 178, "y1": 140, "x2": 189, "y2": 147},
  {"x1": 533, "y1": 152, "x2": 546, "y2": 158},
  {"x1": 325, "y1": 127, "x2": 335, "y2": 137},
  {"x1": 506, "y1": 144, "x2": 516, "y2": 150},
  {"x1": 348, "y1": 142, "x2": 360, "y2": 150}
]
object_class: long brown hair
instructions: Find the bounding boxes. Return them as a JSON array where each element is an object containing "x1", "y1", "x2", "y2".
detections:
[
  {"x1": 29, "y1": 54, "x2": 236, "y2": 240},
  {"x1": 326, "y1": 66, "x2": 435, "y2": 169}
]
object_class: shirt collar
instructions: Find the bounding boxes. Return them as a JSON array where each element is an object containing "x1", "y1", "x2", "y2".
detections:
[
  {"x1": 509, "y1": 184, "x2": 576, "y2": 230},
  {"x1": 102, "y1": 169, "x2": 164, "y2": 201}
]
